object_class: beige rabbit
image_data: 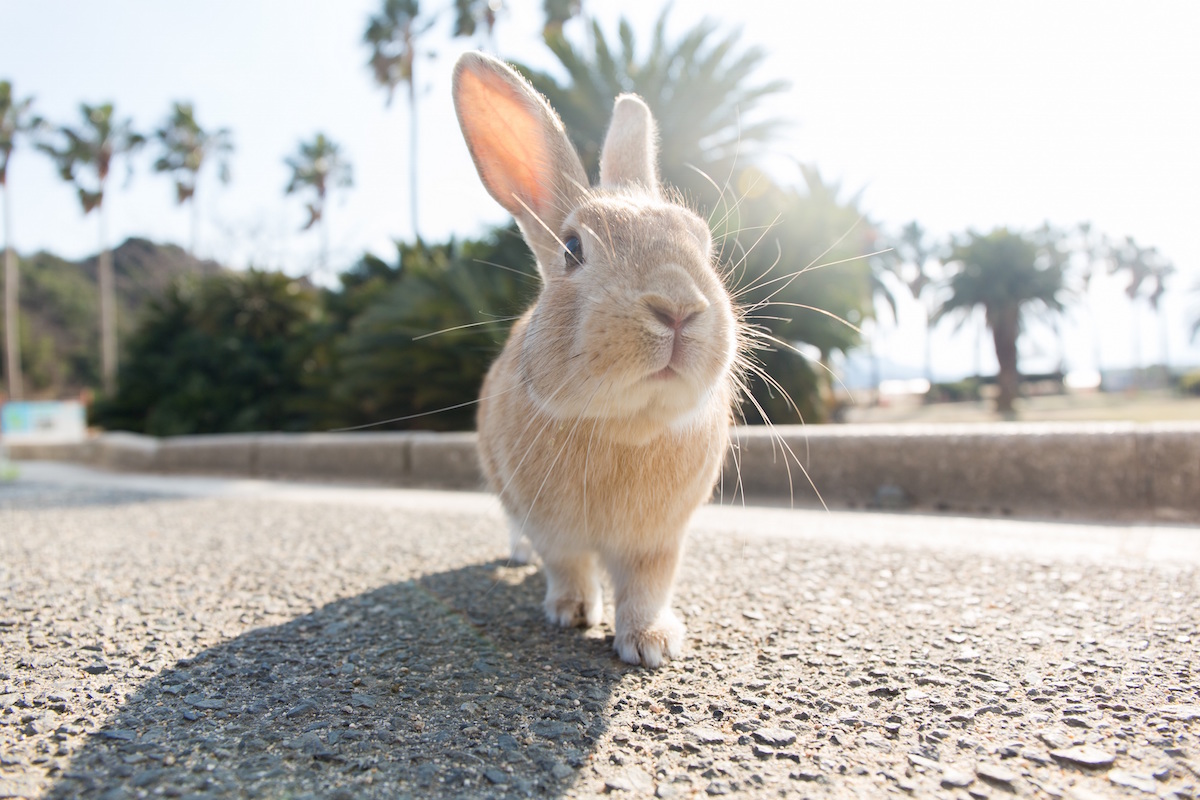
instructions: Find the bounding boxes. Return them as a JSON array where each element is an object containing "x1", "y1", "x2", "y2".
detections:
[{"x1": 453, "y1": 52, "x2": 739, "y2": 667}]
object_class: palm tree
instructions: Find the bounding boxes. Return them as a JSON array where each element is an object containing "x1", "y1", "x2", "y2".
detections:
[
  {"x1": 1142, "y1": 250, "x2": 1175, "y2": 374},
  {"x1": 1, "y1": 81, "x2": 41, "y2": 401},
  {"x1": 153, "y1": 102, "x2": 233, "y2": 257},
  {"x1": 542, "y1": 0, "x2": 582, "y2": 35},
  {"x1": 1108, "y1": 236, "x2": 1176, "y2": 384},
  {"x1": 284, "y1": 133, "x2": 353, "y2": 274},
  {"x1": 515, "y1": 9, "x2": 789, "y2": 212},
  {"x1": 39, "y1": 103, "x2": 144, "y2": 394},
  {"x1": 452, "y1": 0, "x2": 502, "y2": 45},
  {"x1": 934, "y1": 228, "x2": 1067, "y2": 416},
  {"x1": 1071, "y1": 221, "x2": 1109, "y2": 373},
  {"x1": 884, "y1": 221, "x2": 940, "y2": 383},
  {"x1": 363, "y1": 0, "x2": 432, "y2": 239},
  {"x1": 1190, "y1": 281, "x2": 1200, "y2": 345}
]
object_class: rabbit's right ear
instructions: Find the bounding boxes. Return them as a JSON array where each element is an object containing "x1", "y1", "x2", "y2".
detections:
[{"x1": 453, "y1": 52, "x2": 588, "y2": 270}]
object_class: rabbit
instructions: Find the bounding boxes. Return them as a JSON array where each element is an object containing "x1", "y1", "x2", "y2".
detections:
[{"x1": 452, "y1": 51, "x2": 739, "y2": 668}]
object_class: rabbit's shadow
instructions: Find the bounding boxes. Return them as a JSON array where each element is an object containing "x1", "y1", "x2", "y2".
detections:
[{"x1": 48, "y1": 560, "x2": 630, "y2": 798}]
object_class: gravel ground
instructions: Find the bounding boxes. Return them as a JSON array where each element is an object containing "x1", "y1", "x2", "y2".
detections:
[{"x1": 1, "y1": 463, "x2": 1199, "y2": 799}]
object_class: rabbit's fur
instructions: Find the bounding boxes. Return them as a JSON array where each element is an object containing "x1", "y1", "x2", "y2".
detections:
[{"x1": 453, "y1": 52, "x2": 737, "y2": 667}]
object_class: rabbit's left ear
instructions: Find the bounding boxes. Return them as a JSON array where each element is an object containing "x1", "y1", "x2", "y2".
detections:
[{"x1": 599, "y1": 94, "x2": 660, "y2": 196}]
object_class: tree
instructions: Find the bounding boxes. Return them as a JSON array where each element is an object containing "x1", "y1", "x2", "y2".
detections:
[
  {"x1": 452, "y1": 0, "x2": 502, "y2": 45},
  {"x1": 153, "y1": 101, "x2": 233, "y2": 256},
  {"x1": 1191, "y1": 281, "x2": 1200, "y2": 344},
  {"x1": 39, "y1": 103, "x2": 144, "y2": 394},
  {"x1": 91, "y1": 269, "x2": 319, "y2": 435},
  {"x1": 884, "y1": 221, "x2": 940, "y2": 383},
  {"x1": 1069, "y1": 221, "x2": 1109, "y2": 372},
  {"x1": 728, "y1": 166, "x2": 879, "y2": 425},
  {"x1": 284, "y1": 133, "x2": 353, "y2": 274},
  {"x1": 515, "y1": 9, "x2": 789, "y2": 212},
  {"x1": 0, "y1": 80, "x2": 41, "y2": 400},
  {"x1": 934, "y1": 228, "x2": 1067, "y2": 416},
  {"x1": 321, "y1": 227, "x2": 536, "y2": 431},
  {"x1": 1108, "y1": 235, "x2": 1176, "y2": 382},
  {"x1": 364, "y1": 0, "x2": 432, "y2": 239},
  {"x1": 542, "y1": 0, "x2": 582, "y2": 35}
]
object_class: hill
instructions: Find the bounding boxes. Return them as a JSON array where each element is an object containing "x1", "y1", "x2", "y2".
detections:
[{"x1": 5, "y1": 239, "x2": 223, "y2": 398}]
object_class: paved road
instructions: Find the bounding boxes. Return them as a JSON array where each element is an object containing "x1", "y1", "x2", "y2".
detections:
[{"x1": 1, "y1": 461, "x2": 1198, "y2": 799}]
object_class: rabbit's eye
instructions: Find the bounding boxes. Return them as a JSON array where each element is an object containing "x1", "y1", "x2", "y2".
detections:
[{"x1": 564, "y1": 235, "x2": 584, "y2": 269}]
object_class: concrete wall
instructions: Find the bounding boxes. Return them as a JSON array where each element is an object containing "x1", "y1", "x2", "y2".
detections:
[{"x1": 6, "y1": 422, "x2": 1199, "y2": 521}]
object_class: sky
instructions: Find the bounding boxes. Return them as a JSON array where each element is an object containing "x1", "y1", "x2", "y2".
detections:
[{"x1": 1, "y1": 0, "x2": 1198, "y2": 381}]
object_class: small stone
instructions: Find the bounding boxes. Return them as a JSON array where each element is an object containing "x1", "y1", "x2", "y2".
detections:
[
  {"x1": 751, "y1": 727, "x2": 796, "y2": 747},
  {"x1": 83, "y1": 664, "x2": 109, "y2": 675},
  {"x1": 102, "y1": 729, "x2": 136, "y2": 741},
  {"x1": 656, "y1": 784, "x2": 680, "y2": 799},
  {"x1": 1049, "y1": 746, "x2": 1115, "y2": 769},
  {"x1": 1160, "y1": 704, "x2": 1200, "y2": 722},
  {"x1": 904, "y1": 689, "x2": 929, "y2": 702},
  {"x1": 692, "y1": 727, "x2": 726, "y2": 745},
  {"x1": 286, "y1": 700, "x2": 317, "y2": 718},
  {"x1": 705, "y1": 781, "x2": 732, "y2": 795},
  {"x1": 790, "y1": 771, "x2": 822, "y2": 782},
  {"x1": 954, "y1": 647, "x2": 981, "y2": 662},
  {"x1": 752, "y1": 744, "x2": 774, "y2": 759},
  {"x1": 484, "y1": 768, "x2": 507, "y2": 785},
  {"x1": 23, "y1": 714, "x2": 55, "y2": 735},
  {"x1": 1063, "y1": 717, "x2": 1090, "y2": 729},
  {"x1": 941, "y1": 769, "x2": 974, "y2": 788},
  {"x1": 742, "y1": 610, "x2": 764, "y2": 621},
  {"x1": 183, "y1": 693, "x2": 225, "y2": 710},
  {"x1": 907, "y1": 753, "x2": 940, "y2": 771},
  {"x1": 976, "y1": 763, "x2": 1018, "y2": 785},
  {"x1": 350, "y1": 693, "x2": 376, "y2": 708},
  {"x1": 605, "y1": 767, "x2": 654, "y2": 793},
  {"x1": 131, "y1": 769, "x2": 163, "y2": 788},
  {"x1": 1108, "y1": 770, "x2": 1157, "y2": 794},
  {"x1": 1038, "y1": 731, "x2": 1071, "y2": 750}
]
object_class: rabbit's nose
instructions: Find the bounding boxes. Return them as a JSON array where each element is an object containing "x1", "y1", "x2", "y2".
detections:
[
  {"x1": 650, "y1": 305, "x2": 697, "y2": 331},
  {"x1": 647, "y1": 297, "x2": 708, "y2": 332}
]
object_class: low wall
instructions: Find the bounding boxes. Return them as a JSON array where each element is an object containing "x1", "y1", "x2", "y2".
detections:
[{"x1": 7, "y1": 422, "x2": 1199, "y2": 521}]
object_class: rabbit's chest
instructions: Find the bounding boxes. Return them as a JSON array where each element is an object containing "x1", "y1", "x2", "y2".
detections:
[{"x1": 497, "y1": 414, "x2": 727, "y2": 546}]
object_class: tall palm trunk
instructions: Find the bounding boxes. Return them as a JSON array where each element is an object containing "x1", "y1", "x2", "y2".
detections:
[
  {"x1": 992, "y1": 305, "x2": 1020, "y2": 415},
  {"x1": 98, "y1": 205, "x2": 117, "y2": 394},
  {"x1": 2, "y1": 180, "x2": 22, "y2": 400},
  {"x1": 1131, "y1": 301, "x2": 1143, "y2": 389},
  {"x1": 921, "y1": 301, "x2": 933, "y2": 384}
]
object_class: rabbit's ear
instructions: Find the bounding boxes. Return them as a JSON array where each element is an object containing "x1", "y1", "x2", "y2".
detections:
[
  {"x1": 454, "y1": 52, "x2": 587, "y2": 268},
  {"x1": 599, "y1": 94, "x2": 660, "y2": 196}
]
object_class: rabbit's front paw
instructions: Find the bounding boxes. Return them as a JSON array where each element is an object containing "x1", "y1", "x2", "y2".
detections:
[
  {"x1": 614, "y1": 612, "x2": 684, "y2": 668},
  {"x1": 544, "y1": 583, "x2": 603, "y2": 628},
  {"x1": 542, "y1": 555, "x2": 601, "y2": 628}
]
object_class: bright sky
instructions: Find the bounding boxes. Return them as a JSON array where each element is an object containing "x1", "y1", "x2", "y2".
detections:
[{"x1": 2, "y1": 0, "x2": 1198, "y2": 380}]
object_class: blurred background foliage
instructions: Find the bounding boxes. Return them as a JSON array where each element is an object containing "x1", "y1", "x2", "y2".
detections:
[{"x1": 92, "y1": 269, "x2": 318, "y2": 435}]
